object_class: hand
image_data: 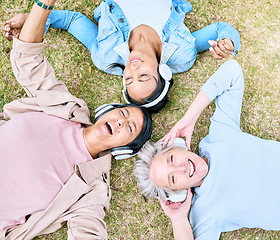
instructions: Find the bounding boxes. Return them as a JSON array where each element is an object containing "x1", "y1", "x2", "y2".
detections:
[
  {"x1": 2, "y1": 13, "x2": 29, "y2": 41},
  {"x1": 159, "y1": 115, "x2": 196, "y2": 150},
  {"x1": 159, "y1": 189, "x2": 193, "y2": 222},
  {"x1": 209, "y1": 38, "x2": 234, "y2": 60}
]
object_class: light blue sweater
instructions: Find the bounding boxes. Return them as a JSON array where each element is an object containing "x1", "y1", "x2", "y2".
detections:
[{"x1": 189, "y1": 60, "x2": 280, "y2": 239}]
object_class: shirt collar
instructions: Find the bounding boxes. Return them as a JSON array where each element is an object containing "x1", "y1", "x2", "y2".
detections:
[{"x1": 77, "y1": 152, "x2": 111, "y2": 184}]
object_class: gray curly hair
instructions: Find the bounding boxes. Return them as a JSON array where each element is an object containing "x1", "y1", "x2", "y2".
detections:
[{"x1": 133, "y1": 141, "x2": 181, "y2": 201}]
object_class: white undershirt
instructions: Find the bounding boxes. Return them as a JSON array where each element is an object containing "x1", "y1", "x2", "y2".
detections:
[{"x1": 114, "y1": 0, "x2": 172, "y2": 40}]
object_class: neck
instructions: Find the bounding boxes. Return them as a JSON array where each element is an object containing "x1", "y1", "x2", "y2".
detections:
[
  {"x1": 83, "y1": 127, "x2": 106, "y2": 159},
  {"x1": 129, "y1": 25, "x2": 162, "y2": 62}
]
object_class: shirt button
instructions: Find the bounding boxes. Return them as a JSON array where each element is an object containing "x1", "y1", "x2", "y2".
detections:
[
  {"x1": 119, "y1": 18, "x2": 124, "y2": 23},
  {"x1": 235, "y1": 50, "x2": 239, "y2": 54}
]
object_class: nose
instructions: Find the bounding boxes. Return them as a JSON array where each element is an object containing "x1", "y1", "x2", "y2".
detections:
[
  {"x1": 174, "y1": 164, "x2": 186, "y2": 173},
  {"x1": 117, "y1": 118, "x2": 126, "y2": 128},
  {"x1": 129, "y1": 61, "x2": 141, "y2": 69}
]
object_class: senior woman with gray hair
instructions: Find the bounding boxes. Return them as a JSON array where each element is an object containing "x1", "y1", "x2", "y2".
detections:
[{"x1": 134, "y1": 60, "x2": 280, "y2": 240}]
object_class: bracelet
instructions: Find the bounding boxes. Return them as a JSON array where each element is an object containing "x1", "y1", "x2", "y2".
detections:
[{"x1": 35, "y1": 0, "x2": 54, "y2": 10}]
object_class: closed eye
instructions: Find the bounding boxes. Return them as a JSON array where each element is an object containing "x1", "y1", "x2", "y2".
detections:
[
  {"x1": 171, "y1": 175, "x2": 175, "y2": 185},
  {"x1": 125, "y1": 77, "x2": 133, "y2": 85},
  {"x1": 139, "y1": 74, "x2": 151, "y2": 82},
  {"x1": 128, "y1": 124, "x2": 132, "y2": 133},
  {"x1": 120, "y1": 109, "x2": 125, "y2": 117},
  {"x1": 168, "y1": 154, "x2": 174, "y2": 165}
]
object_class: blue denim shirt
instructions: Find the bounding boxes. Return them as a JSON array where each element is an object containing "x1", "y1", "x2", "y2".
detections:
[{"x1": 46, "y1": 0, "x2": 241, "y2": 76}]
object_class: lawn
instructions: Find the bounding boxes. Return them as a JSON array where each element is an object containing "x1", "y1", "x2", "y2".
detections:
[{"x1": 1, "y1": 0, "x2": 279, "y2": 239}]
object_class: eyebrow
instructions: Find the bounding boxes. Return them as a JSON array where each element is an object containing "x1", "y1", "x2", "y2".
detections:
[{"x1": 124, "y1": 108, "x2": 130, "y2": 117}]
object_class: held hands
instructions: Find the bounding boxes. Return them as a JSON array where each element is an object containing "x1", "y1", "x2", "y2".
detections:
[
  {"x1": 159, "y1": 189, "x2": 193, "y2": 222},
  {"x1": 209, "y1": 38, "x2": 234, "y2": 60},
  {"x1": 159, "y1": 115, "x2": 196, "y2": 151},
  {"x1": 2, "y1": 13, "x2": 29, "y2": 41}
]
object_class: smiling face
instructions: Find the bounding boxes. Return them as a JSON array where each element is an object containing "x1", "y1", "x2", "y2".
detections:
[
  {"x1": 93, "y1": 106, "x2": 144, "y2": 149},
  {"x1": 149, "y1": 147, "x2": 209, "y2": 190},
  {"x1": 123, "y1": 51, "x2": 159, "y2": 102}
]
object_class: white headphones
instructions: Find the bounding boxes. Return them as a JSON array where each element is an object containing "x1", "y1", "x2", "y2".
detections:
[
  {"x1": 122, "y1": 64, "x2": 172, "y2": 108},
  {"x1": 158, "y1": 189, "x2": 188, "y2": 202},
  {"x1": 94, "y1": 103, "x2": 136, "y2": 160}
]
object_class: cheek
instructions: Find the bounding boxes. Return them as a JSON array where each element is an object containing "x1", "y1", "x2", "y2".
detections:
[
  {"x1": 127, "y1": 81, "x2": 157, "y2": 100},
  {"x1": 176, "y1": 175, "x2": 189, "y2": 189},
  {"x1": 117, "y1": 130, "x2": 134, "y2": 145}
]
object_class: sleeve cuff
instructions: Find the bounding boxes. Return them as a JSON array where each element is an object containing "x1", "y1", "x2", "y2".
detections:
[{"x1": 12, "y1": 37, "x2": 45, "y2": 55}]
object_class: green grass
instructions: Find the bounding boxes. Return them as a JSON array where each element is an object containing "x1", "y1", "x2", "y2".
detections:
[{"x1": 1, "y1": 0, "x2": 280, "y2": 239}]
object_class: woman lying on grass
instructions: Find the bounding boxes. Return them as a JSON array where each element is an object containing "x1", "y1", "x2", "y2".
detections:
[
  {"x1": 134, "y1": 60, "x2": 280, "y2": 240},
  {"x1": 0, "y1": 1, "x2": 152, "y2": 239},
  {"x1": 3, "y1": 0, "x2": 240, "y2": 113}
]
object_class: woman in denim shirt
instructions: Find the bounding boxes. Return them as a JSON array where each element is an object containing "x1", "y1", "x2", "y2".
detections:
[{"x1": 4, "y1": 0, "x2": 241, "y2": 113}]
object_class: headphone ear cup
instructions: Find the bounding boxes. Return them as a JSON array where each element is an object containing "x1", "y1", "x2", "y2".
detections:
[
  {"x1": 114, "y1": 153, "x2": 135, "y2": 160},
  {"x1": 111, "y1": 147, "x2": 134, "y2": 160},
  {"x1": 158, "y1": 64, "x2": 172, "y2": 81},
  {"x1": 95, "y1": 104, "x2": 115, "y2": 120},
  {"x1": 95, "y1": 103, "x2": 124, "y2": 120},
  {"x1": 165, "y1": 190, "x2": 188, "y2": 202},
  {"x1": 167, "y1": 138, "x2": 187, "y2": 148}
]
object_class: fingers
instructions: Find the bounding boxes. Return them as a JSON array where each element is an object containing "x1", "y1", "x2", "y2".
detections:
[
  {"x1": 181, "y1": 189, "x2": 193, "y2": 210},
  {"x1": 186, "y1": 189, "x2": 193, "y2": 207},
  {"x1": 209, "y1": 40, "x2": 227, "y2": 59},
  {"x1": 217, "y1": 40, "x2": 228, "y2": 54},
  {"x1": 223, "y1": 38, "x2": 234, "y2": 52},
  {"x1": 2, "y1": 13, "x2": 29, "y2": 41},
  {"x1": 186, "y1": 137, "x2": 191, "y2": 151},
  {"x1": 209, "y1": 39, "x2": 233, "y2": 59},
  {"x1": 9, "y1": 13, "x2": 29, "y2": 28},
  {"x1": 3, "y1": 21, "x2": 17, "y2": 41},
  {"x1": 158, "y1": 131, "x2": 174, "y2": 147},
  {"x1": 3, "y1": 21, "x2": 12, "y2": 41},
  {"x1": 163, "y1": 130, "x2": 177, "y2": 147}
]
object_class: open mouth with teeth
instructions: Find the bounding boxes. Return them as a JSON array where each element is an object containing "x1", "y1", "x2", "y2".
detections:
[
  {"x1": 130, "y1": 58, "x2": 143, "y2": 64},
  {"x1": 105, "y1": 122, "x2": 113, "y2": 135},
  {"x1": 189, "y1": 159, "x2": 196, "y2": 177}
]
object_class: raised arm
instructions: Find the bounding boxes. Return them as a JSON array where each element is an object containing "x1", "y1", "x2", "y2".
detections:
[
  {"x1": 9, "y1": 0, "x2": 71, "y2": 97},
  {"x1": 159, "y1": 189, "x2": 194, "y2": 240},
  {"x1": 19, "y1": 0, "x2": 55, "y2": 43},
  {"x1": 160, "y1": 90, "x2": 210, "y2": 149},
  {"x1": 4, "y1": 10, "x2": 98, "y2": 55},
  {"x1": 161, "y1": 59, "x2": 244, "y2": 148}
]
